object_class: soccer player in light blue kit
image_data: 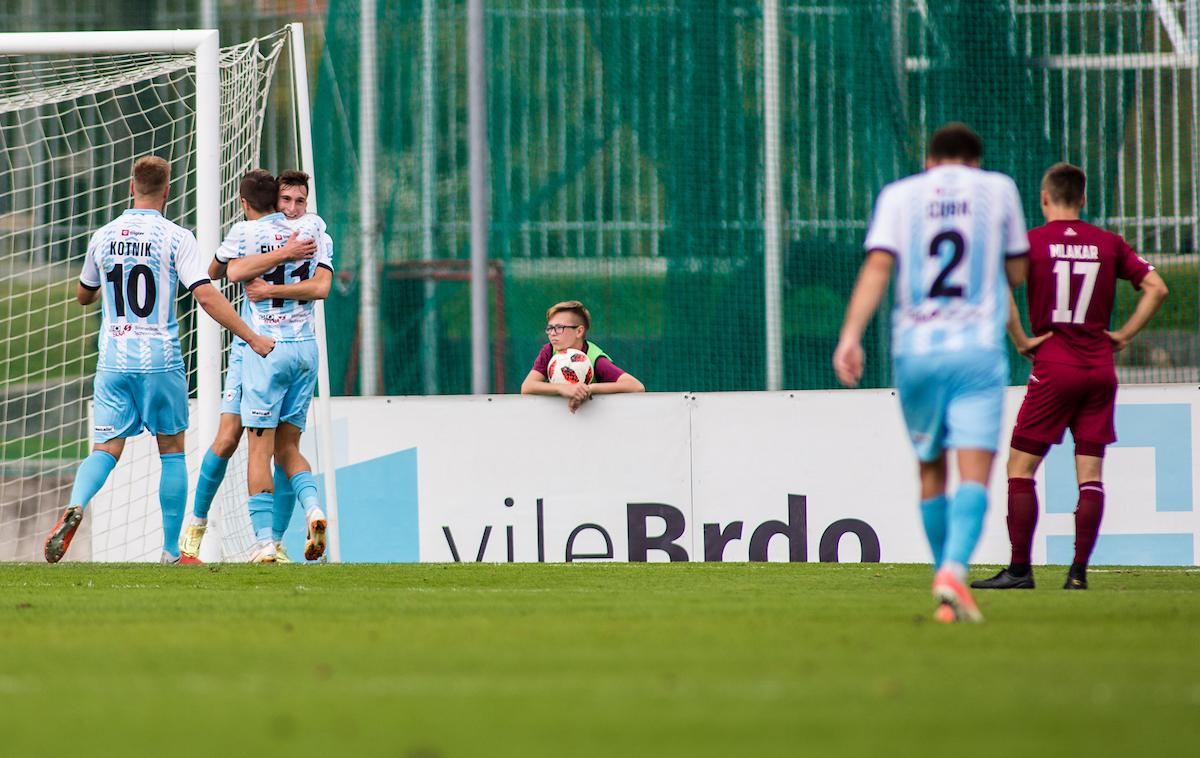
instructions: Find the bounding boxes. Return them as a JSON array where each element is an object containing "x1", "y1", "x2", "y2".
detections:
[
  {"x1": 223, "y1": 169, "x2": 332, "y2": 563},
  {"x1": 833, "y1": 124, "x2": 1029, "y2": 623},
  {"x1": 44, "y1": 156, "x2": 275, "y2": 563},
  {"x1": 179, "y1": 170, "x2": 326, "y2": 563}
]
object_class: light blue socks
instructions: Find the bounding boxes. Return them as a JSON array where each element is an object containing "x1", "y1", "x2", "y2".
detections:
[
  {"x1": 159, "y1": 453, "x2": 187, "y2": 558},
  {"x1": 944, "y1": 482, "x2": 988, "y2": 569},
  {"x1": 271, "y1": 466, "x2": 296, "y2": 542},
  {"x1": 919, "y1": 494, "x2": 949, "y2": 567},
  {"x1": 68, "y1": 450, "x2": 117, "y2": 509},
  {"x1": 248, "y1": 492, "x2": 274, "y2": 543},
  {"x1": 289, "y1": 471, "x2": 320, "y2": 516},
  {"x1": 193, "y1": 449, "x2": 229, "y2": 519}
]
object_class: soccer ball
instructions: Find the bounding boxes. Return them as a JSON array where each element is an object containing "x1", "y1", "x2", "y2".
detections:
[{"x1": 547, "y1": 348, "x2": 593, "y2": 385}]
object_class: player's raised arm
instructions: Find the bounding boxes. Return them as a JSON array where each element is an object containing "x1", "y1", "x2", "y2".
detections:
[
  {"x1": 191, "y1": 283, "x2": 274, "y2": 357},
  {"x1": 245, "y1": 265, "x2": 332, "y2": 303},
  {"x1": 226, "y1": 230, "x2": 315, "y2": 283},
  {"x1": 176, "y1": 233, "x2": 275, "y2": 357}
]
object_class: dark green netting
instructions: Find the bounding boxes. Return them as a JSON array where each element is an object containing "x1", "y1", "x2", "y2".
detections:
[{"x1": 312, "y1": 1, "x2": 1199, "y2": 394}]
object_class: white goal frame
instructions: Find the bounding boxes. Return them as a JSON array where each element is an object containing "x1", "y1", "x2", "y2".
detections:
[{"x1": 0, "y1": 26, "x2": 341, "y2": 561}]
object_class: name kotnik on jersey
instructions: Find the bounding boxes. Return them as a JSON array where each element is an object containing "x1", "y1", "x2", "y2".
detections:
[{"x1": 108, "y1": 239, "x2": 154, "y2": 256}]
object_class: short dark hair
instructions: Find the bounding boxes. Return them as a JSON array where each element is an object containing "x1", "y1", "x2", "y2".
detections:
[
  {"x1": 928, "y1": 122, "x2": 983, "y2": 162},
  {"x1": 131, "y1": 155, "x2": 169, "y2": 196},
  {"x1": 239, "y1": 169, "x2": 278, "y2": 213},
  {"x1": 1041, "y1": 162, "x2": 1086, "y2": 208},
  {"x1": 277, "y1": 169, "x2": 310, "y2": 191}
]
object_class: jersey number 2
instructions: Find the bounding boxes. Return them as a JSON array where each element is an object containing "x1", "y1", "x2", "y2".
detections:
[
  {"x1": 104, "y1": 263, "x2": 157, "y2": 318},
  {"x1": 928, "y1": 230, "x2": 965, "y2": 298},
  {"x1": 1051, "y1": 260, "x2": 1100, "y2": 324}
]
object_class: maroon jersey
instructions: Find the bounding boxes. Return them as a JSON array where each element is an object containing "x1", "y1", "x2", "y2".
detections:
[
  {"x1": 531, "y1": 342, "x2": 626, "y2": 383},
  {"x1": 1025, "y1": 220, "x2": 1154, "y2": 367}
]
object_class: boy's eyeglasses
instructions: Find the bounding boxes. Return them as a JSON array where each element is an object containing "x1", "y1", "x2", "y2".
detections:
[{"x1": 545, "y1": 323, "x2": 582, "y2": 335}]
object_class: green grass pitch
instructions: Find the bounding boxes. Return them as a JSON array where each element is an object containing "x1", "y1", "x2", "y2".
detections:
[{"x1": 0, "y1": 562, "x2": 1195, "y2": 757}]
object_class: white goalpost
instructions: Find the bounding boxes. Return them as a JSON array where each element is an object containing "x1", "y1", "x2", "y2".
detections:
[{"x1": 0, "y1": 25, "x2": 339, "y2": 562}]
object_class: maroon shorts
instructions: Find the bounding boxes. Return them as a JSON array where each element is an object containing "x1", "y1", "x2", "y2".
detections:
[{"x1": 1010, "y1": 360, "x2": 1117, "y2": 458}]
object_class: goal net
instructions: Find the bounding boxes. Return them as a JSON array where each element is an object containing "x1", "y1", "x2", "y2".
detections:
[{"x1": 0, "y1": 28, "x2": 322, "y2": 562}]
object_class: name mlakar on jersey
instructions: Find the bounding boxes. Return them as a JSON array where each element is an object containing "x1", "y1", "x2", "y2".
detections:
[
  {"x1": 927, "y1": 199, "x2": 969, "y2": 218},
  {"x1": 1049, "y1": 243, "x2": 1099, "y2": 260},
  {"x1": 108, "y1": 240, "x2": 154, "y2": 256}
]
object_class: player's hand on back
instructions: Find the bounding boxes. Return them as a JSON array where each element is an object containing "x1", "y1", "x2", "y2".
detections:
[
  {"x1": 1104, "y1": 329, "x2": 1130, "y2": 352},
  {"x1": 832, "y1": 338, "x2": 864, "y2": 388},
  {"x1": 249, "y1": 334, "x2": 276, "y2": 357},
  {"x1": 278, "y1": 231, "x2": 316, "y2": 261},
  {"x1": 1018, "y1": 331, "x2": 1053, "y2": 359},
  {"x1": 245, "y1": 277, "x2": 271, "y2": 303}
]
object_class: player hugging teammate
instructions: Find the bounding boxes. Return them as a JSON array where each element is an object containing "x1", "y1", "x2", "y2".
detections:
[
  {"x1": 48, "y1": 165, "x2": 334, "y2": 565},
  {"x1": 179, "y1": 169, "x2": 335, "y2": 564}
]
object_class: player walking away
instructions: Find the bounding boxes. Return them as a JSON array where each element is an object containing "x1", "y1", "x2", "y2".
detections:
[
  {"x1": 972, "y1": 163, "x2": 1168, "y2": 591},
  {"x1": 224, "y1": 170, "x2": 333, "y2": 563},
  {"x1": 44, "y1": 156, "x2": 275, "y2": 563},
  {"x1": 520, "y1": 300, "x2": 645, "y2": 413},
  {"x1": 179, "y1": 170, "x2": 325, "y2": 563},
  {"x1": 833, "y1": 123, "x2": 1030, "y2": 623}
]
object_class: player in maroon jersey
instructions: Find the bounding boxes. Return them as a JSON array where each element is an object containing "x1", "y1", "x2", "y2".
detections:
[{"x1": 972, "y1": 163, "x2": 1169, "y2": 591}]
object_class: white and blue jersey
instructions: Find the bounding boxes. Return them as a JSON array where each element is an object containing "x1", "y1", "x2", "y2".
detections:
[
  {"x1": 216, "y1": 212, "x2": 331, "y2": 430},
  {"x1": 79, "y1": 209, "x2": 210, "y2": 373},
  {"x1": 864, "y1": 164, "x2": 1028, "y2": 359},
  {"x1": 215, "y1": 212, "x2": 332, "y2": 343},
  {"x1": 865, "y1": 165, "x2": 1028, "y2": 460}
]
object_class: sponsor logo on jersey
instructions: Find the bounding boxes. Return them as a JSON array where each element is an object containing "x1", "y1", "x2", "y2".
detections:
[
  {"x1": 1064, "y1": 227, "x2": 1077, "y2": 236},
  {"x1": 249, "y1": 408, "x2": 271, "y2": 418},
  {"x1": 224, "y1": 390, "x2": 236, "y2": 402},
  {"x1": 107, "y1": 324, "x2": 134, "y2": 337},
  {"x1": 94, "y1": 425, "x2": 115, "y2": 433},
  {"x1": 256, "y1": 311, "x2": 311, "y2": 326}
]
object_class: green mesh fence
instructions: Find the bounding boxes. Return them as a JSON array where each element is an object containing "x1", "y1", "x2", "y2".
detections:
[{"x1": 311, "y1": 0, "x2": 1198, "y2": 394}]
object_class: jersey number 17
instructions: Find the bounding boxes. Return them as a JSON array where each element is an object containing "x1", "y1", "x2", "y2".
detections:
[{"x1": 1051, "y1": 260, "x2": 1100, "y2": 324}]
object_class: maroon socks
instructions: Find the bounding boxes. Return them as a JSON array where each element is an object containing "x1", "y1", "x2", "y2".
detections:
[
  {"x1": 1074, "y1": 481, "x2": 1105, "y2": 566},
  {"x1": 1007, "y1": 477, "x2": 1038, "y2": 569}
]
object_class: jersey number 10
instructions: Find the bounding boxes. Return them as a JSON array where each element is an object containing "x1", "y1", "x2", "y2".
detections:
[
  {"x1": 1051, "y1": 260, "x2": 1100, "y2": 324},
  {"x1": 104, "y1": 262, "x2": 157, "y2": 318}
]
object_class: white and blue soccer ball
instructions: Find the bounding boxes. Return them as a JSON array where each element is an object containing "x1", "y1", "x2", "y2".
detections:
[{"x1": 547, "y1": 348, "x2": 593, "y2": 385}]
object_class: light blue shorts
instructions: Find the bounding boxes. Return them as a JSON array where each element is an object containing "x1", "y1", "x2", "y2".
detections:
[
  {"x1": 894, "y1": 349, "x2": 1008, "y2": 462},
  {"x1": 240, "y1": 339, "x2": 319, "y2": 431},
  {"x1": 221, "y1": 342, "x2": 244, "y2": 416},
  {"x1": 92, "y1": 368, "x2": 189, "y2": 443}
]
